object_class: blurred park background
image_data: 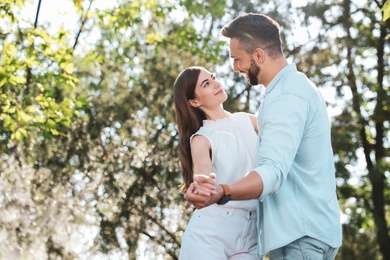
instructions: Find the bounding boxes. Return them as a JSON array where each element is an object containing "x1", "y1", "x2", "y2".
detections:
[{"x1": 0, "y1": 0, "x2": 389, "y2": 259}]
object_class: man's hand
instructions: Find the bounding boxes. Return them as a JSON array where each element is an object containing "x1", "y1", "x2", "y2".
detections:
[{"x1": 184, "y1": 173, "x2": 224, "y2": 209}]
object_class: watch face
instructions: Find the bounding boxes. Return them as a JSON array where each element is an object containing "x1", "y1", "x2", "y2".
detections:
[{"x1": 218, "y1": 195, "x2": 231, "y2": 205}]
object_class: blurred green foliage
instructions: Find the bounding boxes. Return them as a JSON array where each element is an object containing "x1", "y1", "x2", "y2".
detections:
[{"x1": 0, "y1": 0, "x2": 388, "y2": 259}]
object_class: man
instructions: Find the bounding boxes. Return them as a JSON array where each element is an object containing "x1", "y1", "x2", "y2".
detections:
[{"x1": 185, "y1": 13, "x2": 342, "y2": 259}]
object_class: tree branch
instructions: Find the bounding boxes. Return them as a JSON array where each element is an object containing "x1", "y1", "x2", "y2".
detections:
[
  {"x1": 373, "y1": 0, "x2": 384, "y2": 9},
  {"x1": 73, "y1": 0, "x2": 94, "y2": 50},
  {"x1": 33, "y1": 0, "x2": 42, "y2": 29},
  {"x1": 26, "y1": 0, "x2": 42, "y2": 96}
]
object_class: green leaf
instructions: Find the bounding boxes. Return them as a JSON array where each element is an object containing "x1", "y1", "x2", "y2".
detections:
[
  {"x1": 12, "y1": 128, "x2": 27, "y2": 140},
  {"x1": 382, "y1": 1, "x2": 390, "y2": 21},
  {"x1": 47, "y1": 118, "x2": 56, "y2": 129},
  {"x1": 50, "y1": 128, "x2": 62, "y2": 136},
  {"x1": 2, "y1": 113, "x2": 16, "y2": 131}
]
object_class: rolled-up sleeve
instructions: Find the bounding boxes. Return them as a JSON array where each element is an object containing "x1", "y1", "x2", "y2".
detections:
[{"x1": 254, "y1": 93, "x2": 308, "y2": 200}]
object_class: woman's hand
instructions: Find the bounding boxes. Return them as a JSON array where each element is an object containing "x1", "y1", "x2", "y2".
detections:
[
  {"x1": 193, "y1": 173, "x2": 217, "y2": 195},
  {"x1": 184, "y1": 173, "x2": 223, "y2": 208}
]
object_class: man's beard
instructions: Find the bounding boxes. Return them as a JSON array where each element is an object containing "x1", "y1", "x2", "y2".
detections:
[{"x1": 248, "y1": 59, "x2": 260, "y2": 85}]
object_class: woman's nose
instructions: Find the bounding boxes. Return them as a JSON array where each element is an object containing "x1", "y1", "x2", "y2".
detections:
[{"x1": 213, "y1": 82, "x2": 220, "y2": 88}]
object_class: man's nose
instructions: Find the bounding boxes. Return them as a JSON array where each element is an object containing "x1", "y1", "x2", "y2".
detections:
[{"x1": 232, "y1": 61, "x2": 240, "y2": 72}]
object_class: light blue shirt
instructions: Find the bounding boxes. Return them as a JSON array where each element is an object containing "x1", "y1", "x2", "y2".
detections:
[{"x1": 254, "y1": 64, "x2": 342, "y2": 254}]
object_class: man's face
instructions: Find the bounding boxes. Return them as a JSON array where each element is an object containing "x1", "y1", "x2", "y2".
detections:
[{"x1": 229, "y1": 38, "x2": 261, "y2": 85}]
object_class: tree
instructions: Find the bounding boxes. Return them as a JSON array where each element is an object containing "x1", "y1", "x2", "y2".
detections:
[
  {"x1": 0, "y1": 0, "x2": 87, "y2": 258},
  {"x1": 334, "y1": 1, "x2": 389, "y2": 258},
  {"x1": 0, "y1": 0, "x2": 388, "y2": 259}
]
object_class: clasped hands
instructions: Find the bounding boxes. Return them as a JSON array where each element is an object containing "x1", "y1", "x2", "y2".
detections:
[{"x1": 184, "y1": 173, "x2": 224, "y2": 209}]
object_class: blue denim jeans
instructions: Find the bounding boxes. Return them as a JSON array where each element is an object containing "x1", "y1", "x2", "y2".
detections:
[{"x1": 268, "y1": 236, "x2": 339, "y2": 260}]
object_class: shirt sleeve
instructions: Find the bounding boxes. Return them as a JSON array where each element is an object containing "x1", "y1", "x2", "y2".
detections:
[{"x1": 254, "y1": 93, "x2": 308, "y2": 200}]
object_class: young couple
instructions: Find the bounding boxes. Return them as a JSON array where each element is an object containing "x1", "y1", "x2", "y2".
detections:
[{"x1": 173, "y1": 13, "x2": 342, "y2": 260}]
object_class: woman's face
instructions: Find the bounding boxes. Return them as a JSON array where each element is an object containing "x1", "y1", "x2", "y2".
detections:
[{"x1": 189, "y1": 69, "x2": 227, "y2": 109}]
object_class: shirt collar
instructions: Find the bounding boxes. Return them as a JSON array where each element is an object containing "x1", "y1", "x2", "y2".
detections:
[{"x1": 265, "y1": 63, "x2": 297, "y2": 96}]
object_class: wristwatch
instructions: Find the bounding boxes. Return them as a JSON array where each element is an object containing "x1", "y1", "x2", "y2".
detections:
[{"x1": 217, "y1": 184, "x2": 231, "y2": 205}]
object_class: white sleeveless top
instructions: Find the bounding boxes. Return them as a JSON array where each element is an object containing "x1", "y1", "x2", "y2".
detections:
[{"x1": 190, "y1": 112, "x2": 258, "y2": 210}]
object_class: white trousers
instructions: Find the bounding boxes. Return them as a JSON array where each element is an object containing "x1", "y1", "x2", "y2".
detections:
[{"x1": 179, "y1": 204, "x2": 262, "y2": 260}]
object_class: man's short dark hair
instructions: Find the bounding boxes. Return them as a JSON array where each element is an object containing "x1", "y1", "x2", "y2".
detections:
[{"x1": 221, "y1": 13, "x2": 283, "y2": 59}]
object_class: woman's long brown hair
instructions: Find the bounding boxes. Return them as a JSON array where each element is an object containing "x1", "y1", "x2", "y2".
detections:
[{"x1": 173, "y1": 66, "x2": 207, "y2": 192}]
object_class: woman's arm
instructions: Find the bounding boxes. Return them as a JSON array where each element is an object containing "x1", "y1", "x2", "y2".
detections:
[
  {"x1": 189, "y1": 135, "x2": 216, "y2": 196},
  {"x1": 190, "y1": 135, "x2": 212, "y2": 175}
]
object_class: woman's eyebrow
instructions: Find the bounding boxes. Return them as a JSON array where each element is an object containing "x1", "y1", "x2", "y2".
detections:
[{"x1": 200, "y1": 79, "x2": 208, "y2": 87}]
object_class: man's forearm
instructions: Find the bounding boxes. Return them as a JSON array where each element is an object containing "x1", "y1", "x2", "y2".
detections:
[{"x1": 229, "y1": 171, "x2": 263, "y2": 200}]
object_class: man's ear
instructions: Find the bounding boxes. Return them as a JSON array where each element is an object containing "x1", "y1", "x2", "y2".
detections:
[
  {"x1": 253, "y1": 48, "x2": 265, "y2": 65},
  {"x1": 188, "y1": 99, "x2": 200, "y2": 108}
]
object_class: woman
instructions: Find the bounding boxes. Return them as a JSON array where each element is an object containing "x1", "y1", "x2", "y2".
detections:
[{"x1": 173, "y1": 66, "x2": 261, "y2": 259}]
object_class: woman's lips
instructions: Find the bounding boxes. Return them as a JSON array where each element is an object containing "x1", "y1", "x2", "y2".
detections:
[{"x1": 215, "y1": 86, "x2": 224, "y2": 95}]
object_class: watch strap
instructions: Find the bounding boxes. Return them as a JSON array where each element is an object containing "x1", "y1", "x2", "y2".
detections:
[
  {"x1": 220, "y1": 184, "x2": 231, "y2": 196},
  {"x1": 217, "y1": 184, "x2": 231, "y2": 205}
]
